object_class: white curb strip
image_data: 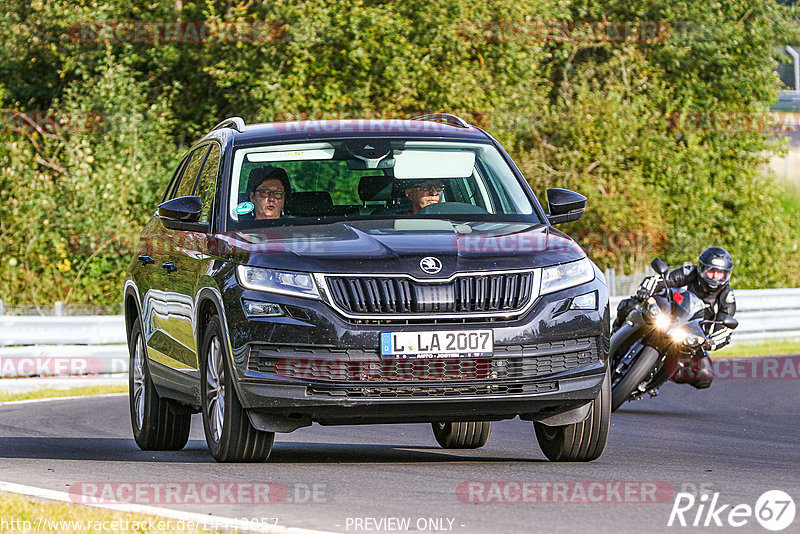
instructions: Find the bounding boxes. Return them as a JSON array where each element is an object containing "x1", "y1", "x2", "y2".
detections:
[{"x1": 0, "y1": 392, "x2": 128, "y2": 406}]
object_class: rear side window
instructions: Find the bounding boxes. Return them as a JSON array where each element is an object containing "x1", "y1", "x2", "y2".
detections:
[
  {"x1": 196, "y1": 144, "x2": 220, "y2": 223},
  {"x1": 172, "y1": 146, "x2": 210, "y2": 199}
]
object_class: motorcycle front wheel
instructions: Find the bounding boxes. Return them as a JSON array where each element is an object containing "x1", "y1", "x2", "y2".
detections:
[{"x1": 611, "y1": 345, "x2": 661, "y2": 412}]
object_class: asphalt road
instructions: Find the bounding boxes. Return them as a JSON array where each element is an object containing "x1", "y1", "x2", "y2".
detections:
[{"x1": 1, "y1": 366, "x2": 798, "y2": 534}]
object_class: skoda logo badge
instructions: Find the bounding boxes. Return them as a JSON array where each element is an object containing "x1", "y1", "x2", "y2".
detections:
[{"x1": 420, "y1": 257, "x2": 442, "y2": 275}]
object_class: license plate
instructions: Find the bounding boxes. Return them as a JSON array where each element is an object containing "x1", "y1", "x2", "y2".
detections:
[{"x1": 380, "y1": 330, "x2": 493, "y2": 358}]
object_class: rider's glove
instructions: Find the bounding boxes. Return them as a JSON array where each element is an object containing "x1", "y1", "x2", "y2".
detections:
[
  {"x1": 708, "y1": 327, "x2": 732, "y2": 351},
  {"x1": 635, "y1": 276, "x2": 659, "y2": 302}
]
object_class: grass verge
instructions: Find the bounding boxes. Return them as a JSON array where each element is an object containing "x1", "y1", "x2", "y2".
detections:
[
  {"x1": 0, "y1": 384, "x2": 127, "y2": 403},
  {"x1": 713, "y1": 340, "x2": 800, "y2": 359},
  {"x1": 0, "y1": 491, "x2": 222, "y2": 533}
]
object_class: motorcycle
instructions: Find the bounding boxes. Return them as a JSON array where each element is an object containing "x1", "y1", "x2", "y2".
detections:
[{"x1": 609, "y1": 258, "x2": 738, "y2": 412}]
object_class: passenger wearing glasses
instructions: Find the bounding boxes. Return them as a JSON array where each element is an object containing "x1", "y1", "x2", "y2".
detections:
[
  {"x1": 248, "y1": 166, "x2": 291, "y2": 219},
  {"x1": 403, "y1": 179, "x2": 445, "y2": 214}
]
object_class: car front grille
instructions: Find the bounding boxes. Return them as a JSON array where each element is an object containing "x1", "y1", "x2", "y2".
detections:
[
  {"x1": 246, "y1": 337, "x2": 601, "y2": 382},
  {"x1": 323, "y1": 271, "x2": 535, "y2": 317},
  {"x1": 306, "y1": 381, "x2": 558, "y2": 399}
]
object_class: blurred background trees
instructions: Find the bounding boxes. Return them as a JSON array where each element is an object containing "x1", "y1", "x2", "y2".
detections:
[{"x1": 1, "y1": 0, "x2": 798, "y2": 304}]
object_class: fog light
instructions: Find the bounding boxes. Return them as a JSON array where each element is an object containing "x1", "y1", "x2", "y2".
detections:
[
  {"x1": 570, "y1": 292, "x2": 597, "y2": 310},
  {"x1": 243, "y1": 300, "x2": 283, "y2": 317}
]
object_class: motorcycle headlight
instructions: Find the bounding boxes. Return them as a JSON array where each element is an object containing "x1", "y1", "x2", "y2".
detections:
[
  {"x1": 237, "y1": 265, "x2": 320, "y2": 300},
  {"x1": 540, "y1": 258, "x2": 595, "y2": 296},
  {"x1": 646, "y1": 296, "x2": 671, "y2": 330},
  {"x1": 654, "y1": 314, "x2": 671, "y2": 331},
  {"x1": 670, "y1": 327, "x2": 704, "y2": 347},
  {"x1": 646, "y1": 297, "x2": 661, "y2": 317}
]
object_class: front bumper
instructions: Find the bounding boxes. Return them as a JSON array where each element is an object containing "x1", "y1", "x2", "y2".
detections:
[
  {"x1": 218, "y1": 274, "x2": 609, "y2": 431},
  {"x1": 239, "y1": 365, "x2": 606, "y2": 431}
]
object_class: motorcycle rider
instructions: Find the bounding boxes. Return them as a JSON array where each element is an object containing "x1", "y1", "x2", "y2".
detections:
[{"x1": 611, "y1": 246, "x2": 736, "y2": 389}]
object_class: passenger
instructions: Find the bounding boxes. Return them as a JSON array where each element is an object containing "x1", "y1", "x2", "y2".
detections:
[
  {"x1": 403, "y1": 179, "x2": 444, "y2": 214},
  {"x1": 248, "y1": 166, "x2": 291, "y2": 219}
]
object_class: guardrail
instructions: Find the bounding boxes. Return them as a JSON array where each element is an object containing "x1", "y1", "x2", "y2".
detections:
[
  {"x1": 1, "y1": 316, "x2": 127, "y2": 378},
  {"x1": 1, "y1": 288, "x2": 798, "y2": 379},
  {"x1": 611, "y1": 288, "x2": 800, "y2": 343}
]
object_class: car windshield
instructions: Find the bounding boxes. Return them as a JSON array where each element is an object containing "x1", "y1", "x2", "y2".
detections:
[{"x1": 227, "y1": 139, "x2": 541, "y2": 228}]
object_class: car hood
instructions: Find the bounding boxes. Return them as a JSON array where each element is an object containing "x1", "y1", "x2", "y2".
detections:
[{"x1": 211, "y1": 219, "x2": 585, "y2": 276}]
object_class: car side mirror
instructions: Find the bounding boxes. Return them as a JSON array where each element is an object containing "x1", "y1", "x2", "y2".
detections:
[
  {"x1": 651, "y1": 258, "x2": 669, "y2": 275},
  {"x1": 158, "y1": 196, "x2": 202, "y2": 223},
  {"x1": 720, "y1": 314, "x2": 739, "y2": 330},
  {"x1": 546, "y1": 188, "x2": 586, "y2": 225}
]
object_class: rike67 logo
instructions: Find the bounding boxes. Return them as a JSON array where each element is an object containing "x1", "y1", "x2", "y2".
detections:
[{"x1": 668, "y1": 490, "x2": 795, "y2": 531}]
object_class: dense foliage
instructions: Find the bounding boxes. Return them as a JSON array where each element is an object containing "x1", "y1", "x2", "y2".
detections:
[{"x1": 1, "y1": 0, "x2": 798, "y2": 305}]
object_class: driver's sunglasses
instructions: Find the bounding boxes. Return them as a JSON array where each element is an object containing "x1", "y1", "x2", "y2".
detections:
[
  {"x1": 254, "y1": 188, "x2": 285, "y2": 199},
  {"x1": 414, "y1": 184, "x2": 444, "y2": 195},
  {"x1": 704, "y1": 268, "x2": 730, "y2": 281}
]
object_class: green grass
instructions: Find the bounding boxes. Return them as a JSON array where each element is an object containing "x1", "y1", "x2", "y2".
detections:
[
  {"x1": 778, "y1": 181, "x2": 800, "y2": 240},
  {"x1": 713, "y1": 340, "x2": 800, "y2": 359},
  {"x1": 0, "y1": 384, "x2": 128, "y2": 403},
  {"x1": 0, "y1": 491, "x2": 224, "y2": 533}
]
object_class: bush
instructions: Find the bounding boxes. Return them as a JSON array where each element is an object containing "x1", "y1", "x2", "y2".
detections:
[{"x1": 1, "y1": 0, "x2": 798, "y2": 305}]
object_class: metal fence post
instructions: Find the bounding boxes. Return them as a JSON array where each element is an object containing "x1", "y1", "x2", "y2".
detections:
[
  {"x1": 55, "y1": 301, "x2": 65, "y2": 316},
  {"x1": 0, "y1": 299, "x2": 4, "y2": 316},
  {"x1": 605, "y1": 268, "x2": 616, "y2": 297}
]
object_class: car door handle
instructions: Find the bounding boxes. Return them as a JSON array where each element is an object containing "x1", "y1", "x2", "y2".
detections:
[
  {"x1": 138, "y1": 255, "x2": 155, "y2": 266},
  {"x1": 162, "y1": 262, "x2": 177, "y2": 274}
]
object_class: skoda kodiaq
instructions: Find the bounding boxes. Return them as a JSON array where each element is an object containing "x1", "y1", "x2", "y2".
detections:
[{"x1": 124, "y1": 114, "x2": 611, "y2": 463}]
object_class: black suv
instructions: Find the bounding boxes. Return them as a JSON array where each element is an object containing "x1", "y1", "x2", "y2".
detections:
[{"x1": 124, "y1": 114, "x2": 611, "y2": 463}]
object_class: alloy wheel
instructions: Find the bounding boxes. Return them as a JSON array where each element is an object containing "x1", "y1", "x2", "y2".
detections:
[
  {"x1": 205, "y1": 336, "x2": 226, "y2": 443},
  {"x1": 132, "y1": 332, "x2": 145, "y2": 430}
]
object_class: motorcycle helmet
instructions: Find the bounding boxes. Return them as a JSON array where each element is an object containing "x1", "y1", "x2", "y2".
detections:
[{"x1": 698, "y1": 246, "x2": 733, "y2": 290}]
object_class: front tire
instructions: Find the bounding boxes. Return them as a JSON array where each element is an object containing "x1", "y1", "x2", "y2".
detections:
[
  {"x1": 200, "y1": 315, "x2": 274, "y2": 463},
  {"x1": 431, "y1": 422, "x2": 492, "y2": 449},
  {"x1": 534, "y1": 368, "x2": 611, "y2": 462},
  {"x1": 611, "y1": 345, "x2": 661, "y2": 412},
  {"x1": 128, "y1": 318, "x2": 191, "y2": 451}
]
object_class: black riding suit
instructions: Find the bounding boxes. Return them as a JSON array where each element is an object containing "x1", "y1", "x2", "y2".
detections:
[{"x1": 612, "y1": 265, "x2": 736, "y2": 389}]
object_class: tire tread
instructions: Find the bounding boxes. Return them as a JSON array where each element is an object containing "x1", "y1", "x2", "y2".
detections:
[{"x1": 432, "y1": 421, "x2": 492, "y2": 449}]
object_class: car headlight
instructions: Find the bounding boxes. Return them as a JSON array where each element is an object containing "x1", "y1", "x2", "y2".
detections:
[
  {"x1": 540, "y1": 258, "x2": 595, "y2": 296},
  {"x1": 237, "y1": 265, "x2": 320, "y2": 300}
]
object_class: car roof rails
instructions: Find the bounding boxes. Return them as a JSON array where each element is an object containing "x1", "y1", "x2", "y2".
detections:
[
  {"x1": 211, "y1": 116, "x2": 246, "y2": 133},
  {"x1": 410, "y1": 113, "x2": 471, "y2": 128}
]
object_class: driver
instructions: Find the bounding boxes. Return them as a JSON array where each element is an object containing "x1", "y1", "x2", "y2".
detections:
[
  {"x1": 403, "y1": 179, "x2": 444, "y2": 214},
  {"x1": 248, "y1": 166, "x2": 291, "y2": 219},
  {"x1": 611, "y1": 246, "x2": 736, "y2": 389}
]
